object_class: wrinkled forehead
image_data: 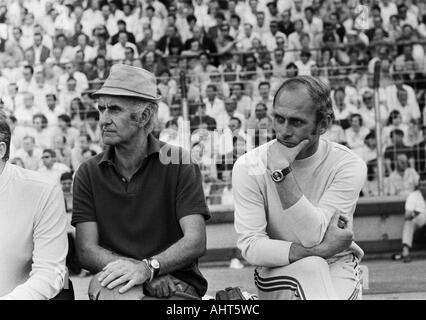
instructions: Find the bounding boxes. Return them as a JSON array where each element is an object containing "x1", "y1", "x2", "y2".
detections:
[{"x1": 98, "y1": 95, "x2": 136, "y2": 107}]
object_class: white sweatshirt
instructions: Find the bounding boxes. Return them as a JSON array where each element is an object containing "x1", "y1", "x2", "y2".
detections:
[
  {"x1": 0, "y1": 162, "x2": 68, "y2": 300},
  {"x1": 233, "y1": 138, "x2": 367, "y2": 267}
]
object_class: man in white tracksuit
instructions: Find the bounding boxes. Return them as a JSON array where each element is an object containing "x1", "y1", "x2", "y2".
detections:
[{"x1": 233, "y1": 76, "x2": 367, "y2": 300}]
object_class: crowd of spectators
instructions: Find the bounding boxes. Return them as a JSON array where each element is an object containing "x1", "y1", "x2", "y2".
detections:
[{"x1": 2, "y1": 0, "x2": 426, "y2": 206}]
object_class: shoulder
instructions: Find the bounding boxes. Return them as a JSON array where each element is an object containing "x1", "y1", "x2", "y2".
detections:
[
  {"x1": 323, "y1": 138, "x2": 367, "y2": 171},
  {"x1": 9, "y1": 163, "x2": 59, "y2": 196}
]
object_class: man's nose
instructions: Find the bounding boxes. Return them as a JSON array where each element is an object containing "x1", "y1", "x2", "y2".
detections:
[{"x1": 99, "y1": 111, "x2": 111, "y2": 126}]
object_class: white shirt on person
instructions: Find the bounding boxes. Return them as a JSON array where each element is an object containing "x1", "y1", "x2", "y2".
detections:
[
  {"x1": 0, "y1": 162, "x2": 67, "y2": 299},
  {"x1": 388, "y1": 168, "x2": 419, "y2": 197},
  {"x1": 345, "y1": 126, "x2": 370, "y2": 153},
  {"x1": 13, "y1": 147, "x2": 43, "y2": 171},
  {"x1": 57, "y1": 72, "x2": 89, "y2": 94},
  {"x1": 232, "y1": 137, "x2": 366, "y2": 267},
  {"x1": 14, "y1": 105, "x2": 41, "y2": 127},
  {"x1": 37, "y1": 162, "x2": 71, "y2": 186},
  {"x1": 203, "y1": 97, "x2": 227, "y2": 123},
  {"x1": 385, "y1": 85, "x2": 420, "y2": 123},
  {"x1": 405, "y1": 190, "x2": 426, "y2": 217},
  {"x1": 110, "y1": 42, "x2": 139, "y2": 62},
  {"x1": 73, "y1": 45, "x2": 97, "y2": 62}
]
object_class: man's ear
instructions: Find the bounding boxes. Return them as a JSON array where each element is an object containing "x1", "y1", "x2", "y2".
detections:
[
  {"x1": 317, "y1": 116, "x2": 331, "y2": 136},
  {"x1": 140, "y1": 104, "x2": 154, "y2": 127}
]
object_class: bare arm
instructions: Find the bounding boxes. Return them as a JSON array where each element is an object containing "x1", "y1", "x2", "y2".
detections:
[
  {"x1": 75, "y1": 222, "x2": 140, "y2": 274},
  {"x1": 151, "y1": 214, "x2": 206, "y2": 276}
]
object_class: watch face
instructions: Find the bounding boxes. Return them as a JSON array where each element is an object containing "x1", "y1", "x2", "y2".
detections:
[
  {"x1": 150, "y1": 259, "x2": 160, "y2": 270},
  {"x1": 271, "y1": 170, "x2": 284, "y2": 182}
]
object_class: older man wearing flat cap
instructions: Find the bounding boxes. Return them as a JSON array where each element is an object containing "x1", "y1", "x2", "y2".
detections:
[{"x1": 72, "y1": 64, "x2": 210, "y2": 300}]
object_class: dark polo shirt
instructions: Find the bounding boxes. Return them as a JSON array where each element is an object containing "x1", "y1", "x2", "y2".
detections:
[{"x1": 71, "y1": 134, "x2": 210, "y2": 296}]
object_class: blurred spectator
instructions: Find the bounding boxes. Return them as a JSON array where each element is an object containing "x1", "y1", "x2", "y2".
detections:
[
  {"x1": 37, "y1": 148, "x2": 71, "y2": 185},
  {"x1": 13, "y1": 135, "x2": 42, "y2": 170},
  {"x1": 384, "y1": 128, "x2": 414, "y2": 174},
  {"x1": 363, "y1": 159, "x2": 390, "y2": 197},
  {"x1": 345, "y1": 113, "x2": 370, "y2": 154},
  {"x1": 14, "y1": 92, "x2": 39, "y2": 126},
  {"x1": 388, "y1": 153, "x2": 419, "y2": 196},
  {"x1": 231, "y1": 82, "x2": 252, "y2": 119},
  {"x1": 83, "y1": 109, "x2": 101, "y2": 145},
  {"x1": 393, "y1": 172, "x2": 426, "y2": 262}
]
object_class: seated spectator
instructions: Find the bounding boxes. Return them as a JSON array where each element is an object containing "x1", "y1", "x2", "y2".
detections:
[
  {"x1": 87, "y1": 55, "x2": 110, "y2": 90},
  {"x1": 111, "y1": 31, "x2": 139, "y2": 62},
  {"x1": 52, "y1": 134, "x2": 73, "y2": 169},
  {"x1": 385, "y1": 80, "x2": 420, "y2": 124},
  {"x1": 294, "y1": 50, "x2": 316, "y2": 76},
  {"x1": 388, "y1": 153, "x2": 419, "y2": 197},
  {"x1": 332, "y1": 87, "x2": 357, "y2": 130},
  {"x1": 13, "y1": 135, "x2": 42, "y2": 171},
  {"x1": 382, "y1": 110, "x2": 409, "y2": 147},
  {"x1": 111, "y1": 19, "x2": 136, "y2": 45},
  {"x1": 285, "y1": 62, "x2": 299, "y2": 78},
  {"x1": 202, "y1": 84, "x2": 226, "y2": 130},
  {"x1": 83, "y1": 110, "x2": 101, "y2": 145},
  {"x1": 193, "y1": 52, "x2": 217, "y2": 88},
  {"x1": 52, "y1": 114, "x2": 80, "y2": 149},
  {"x1": 58, "y1": 77, "x2": 81, "y2": 113},
  {"x1": 384, "y1": 129, "x2": 414, "y2": 175},
  {"x1": 32, "y1": 113, "x2": 52, "y2": 150},
  {"x1": 71, "y1": 133, "x2": 102, "y2": 171},
  {"x1": 17, "y1": 65, "x2": 35, "y2": 93},
  {"x1": 37, "y1": 149, "x2": 71, "y2": 185},
  {"x1": 73, "y1": 33, "x2": 96, "y2": 62},
  {"x1": 362, "y1": 159, "x2": 390, "y2": 197},
  {"x1": 230, "y1": 82, "x2": 252, "y2": 119},
  {"x1": 14, "y1": 92, "x2": 40, "y2": 127},
  {"x1": 159, "y1": 119, "x2": 183, "y2": 148},
  {"x1": 58, "y1": 61, "x2": 89, "y2": 94},
  {"x1": 393, "y1": 172, "x2": 426, "y2": 263},
  {"x1": 345, "y1": 114, "x2": 370, "y2": 153},
  {"x1": 323, "y1": 119, "x2": 346, "y2": 145},
  {"x1": 357, "y1": 89, "x2": 388, "y2": 131},
  {"x1": 406, "y1": 119, "x2": 423, "y2": 148},
  {"x1": 190, "y1": 103, "x2": 217, "y2": 132},
  {"x1": 357, "y1": 131, "x2": 378, "y2": 164}
]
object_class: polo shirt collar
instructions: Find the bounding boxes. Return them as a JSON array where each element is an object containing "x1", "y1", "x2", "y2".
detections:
[{"x1": 97, "y1": 133, "x2": 161, "y2": 166}]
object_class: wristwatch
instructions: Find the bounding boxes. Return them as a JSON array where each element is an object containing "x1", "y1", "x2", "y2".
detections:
[
  {"x1": 143, "y1": 258, "x2": 160, "y2": 281},
  {"x1": 271, "y1": 166, "x2": 292, "y2": 183}
]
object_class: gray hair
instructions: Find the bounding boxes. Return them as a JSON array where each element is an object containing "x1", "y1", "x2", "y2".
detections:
[
  {"x1": 273, "y1": 75, "x2": 334, "y2": 127},
  {"x1": 125, "y1": 96, "x2": 159, "y2": 134}
]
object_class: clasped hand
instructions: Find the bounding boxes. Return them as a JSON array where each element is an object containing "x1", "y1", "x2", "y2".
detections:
[{"x1": 98, "y1": 259, "x2": 151, "y2": 294}]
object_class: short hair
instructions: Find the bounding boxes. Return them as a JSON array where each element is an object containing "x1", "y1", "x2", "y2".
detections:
[
  {"x1": 229, "y1": 116, "x2": 242, "y2": 126},
  {"x1": 206, "y1": 84, "x2": 217, "y2": 92},
  {"x1": 0, "y1": 117, "x2": 11, "y2": 161},
  {"x1": 42, "y1": 148, "x2": 56, "y2": 158},
  {"x1": 273, "y1": 76, "x2": 334, "y2": 126},
  {"x1": 350, "y1": 113, "x2": 363, "y2": 126},
  {"x1": 46, "y1": 93, "x2": 57, "y2": 101},
  {"x1": 58, "y1": 114, "x2": 71, "y2": 126},
  {"x1": 258, "y1": 81, "x2": 271, "y2": 89},
  {"x1": 390, "y1": 128, "x2": 404, "y2": 138},
  {"x1": 60, "y1": 172, "x2": 73, "y2": 181},
  {"x1": 24, "y1": 65, "x2": 34, "y2": 74},
  {"x1": 230, "y1": 14, "x2": 241, "y2": 23},
  {"x1": 32, "y1": 113, "x2": 48, "y2": 128}
]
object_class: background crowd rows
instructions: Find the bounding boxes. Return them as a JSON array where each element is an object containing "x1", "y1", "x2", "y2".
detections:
[{"x1": 1, "y1": 0, "x2": 426, "y2": 206}]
